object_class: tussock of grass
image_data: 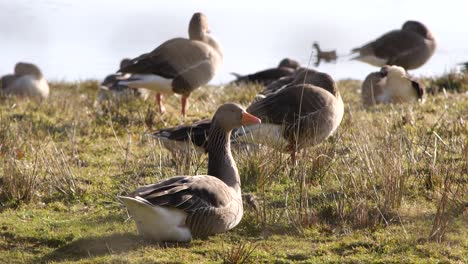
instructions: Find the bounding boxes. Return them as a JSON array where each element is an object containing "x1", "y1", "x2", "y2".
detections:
[{"x1": 0, "y1": 72, "x2": 466, "y2": 263}]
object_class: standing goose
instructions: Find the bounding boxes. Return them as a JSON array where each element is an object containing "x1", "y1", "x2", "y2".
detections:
[
  {"x1": 119, "y1": 103, "x2": 261, "y2": 242},
  {"x1": 152, "y1": 69, "x2": 343, "y2": 162},
  {"x1": 237, "y1": 69, "x2": 344, "y2": 161},
  {"x1": 118, "y1": 12, "x2": 223, "y2": 116},
  {"x1": 1, "y1": 62, "x2": 49, "y2": 99},
  {"x1": 351, "y1": 21, "x2": 436, "y2": 70},
  {"x1": 98, "y1": 59, "x2": 150, "y2": 102},
  {"x1": 230, "y1": 58, "x2": 300, "y2": 86},
  {"x1": 361, "y1": 65, "x2": 425, "y2": 106}
]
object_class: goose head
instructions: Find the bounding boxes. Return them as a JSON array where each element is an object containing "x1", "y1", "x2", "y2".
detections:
[
  {"x1": 402, "y1": 20, "x2": 434, "y2": 41},
  {"x1": 212, "y1": 103, "x2": 261, "y2": 132},
  {"x1": 189, "y1": 12, "x2": 210, "y2": 41}
]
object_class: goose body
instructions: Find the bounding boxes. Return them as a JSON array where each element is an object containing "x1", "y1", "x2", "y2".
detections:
[
  {"x1": 231, "y1": 58, "x2": 299, "y2": 86},
  {"x1": 361, "y1": 65, "x2": 425, "y2": 106},
  {"x1": 119, "y1": 103, "x2": 261, "y2": 242},
  {"x1": 1, "y1": 62, "x2": 49, "y2": 99},
  {"x1": 239, "y1": 74, "x2": 344, "y2": 154},
  {"x1": 118, "y1": 13, "x2": 223, "y2": 115},
  {"x1": 351, "y1": 21, "x2": 436, "y2": 70},
  {"x1": 98, "y1": 59, "x2": 150, "y2": 102},
  {"x1": 152, "y1": 119, "x2": 211, "y2": 154}
]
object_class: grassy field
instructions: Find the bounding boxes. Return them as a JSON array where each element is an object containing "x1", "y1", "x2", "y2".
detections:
[{"x1": 0, "y1": 73, "x2": 466, "y2": 263}]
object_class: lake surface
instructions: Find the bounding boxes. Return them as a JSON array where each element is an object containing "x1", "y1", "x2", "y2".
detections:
[{"x1": 1, "y1": 0, "x2": 467, "y2": 84}]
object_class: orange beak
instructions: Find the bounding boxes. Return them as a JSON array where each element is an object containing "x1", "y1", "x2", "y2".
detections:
[{"x1": 241, "y1": 112, "x2": 261, "y2": 125}]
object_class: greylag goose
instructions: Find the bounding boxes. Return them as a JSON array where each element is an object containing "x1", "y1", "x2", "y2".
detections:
[
  {"x1": 237, "y1": 69, "x2": 344, "y2": 161},
  {"x1": 119, "y1": 103, "x2": 261, "y2": 242},
  {"x1": 361, "y1": 65, "x2": 425, "y2": 106},
  {"x1": 230, "y1": 58, "x2": 300, "y2": 86},
  {"x1": 152, "y1": 69, "x2": 343, "y2": 163},
  {"x1": 351, "y1": 21, "x2": 436, "y2": 70},
  {"x1": 260, "y1": 67, "x2": 317, "y2": 96},
  {"x1": 152, "y1": 118, "x2": 211, "y2": 155},
  {"x1": 313, "y1": 42, "x2": 337, "y2": 67},
  {"x1": 1, "y1": 62, "x2": 49, "y2": 99},
  {"x1": 98, "y1": 59, "x2": 150, "y2": 102},
  {"x1": 118, "y1": 12, "x2": 223, "y2": 116}
]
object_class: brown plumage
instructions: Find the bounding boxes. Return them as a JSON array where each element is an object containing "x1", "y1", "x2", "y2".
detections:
[
  {"x1": 1, "y1": 62, "x2": 49, "y2": 99},
  {"x1": 361, "y1": 65, "x2": 425, "y2": 106},
  {"x1": 119, "y1": 103, "x2": 261, "y2": 242},
  {"x1": 241, "y1": 69, "x2": 343, "y2": 162},
  {"x1": 351, "y1": 21, "x2": 436, "y2": 70},
  {"x1": 152, "y1": 69, "x2": 344, "y2": 163},
  {"x1": 118, "y1": 12, "x2": 223, "y2": 116},
  {"x1": 313, "y1": 42, "x2": 337, "y2": 67},
  {"x1": 98, "y1": 59, "x2": 150, "y2": 101},
  {"x1": 230, "y1": 58, "x2": 300, "y2": 86}
]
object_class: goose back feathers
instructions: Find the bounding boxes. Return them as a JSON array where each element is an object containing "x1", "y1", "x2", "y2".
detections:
[
  {"x1": 231, "y1": 58, "x2": 300, "y2": 86},
  {"x1": 352, "y1": 21, "x2": 436, "y2": 70}
]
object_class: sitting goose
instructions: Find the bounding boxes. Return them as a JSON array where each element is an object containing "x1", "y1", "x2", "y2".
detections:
[
  {"x1": 118, "y1": 12, "x2": 223, "y2": 116},
  {"x1": 119, "y1": 103, "x2": 261, "y2": 242},
  {"x1": 1, "y1": 62, "x2": 49, "y2": 99},
  {"x1": 152, "y1": 118, "x2": 211, "y2": 155},
  {"x1": 98, "y1": 59, "x2": 150, "y2": 102},
  {"x1": 152, "y1": 69, "x2": 343, "y2": 162},
  {"x1": 230, "y1": 58, "x2": 300, "y2": 86},
  {"x1": 361, "y1": 65, "x2": 425, "y2": 106},
  {"x1": 351, "y1": 21, "x2": 436, "y2": 70},
  {"x1": 260, "y1": 67, "x2": 317, "y2": 96}
]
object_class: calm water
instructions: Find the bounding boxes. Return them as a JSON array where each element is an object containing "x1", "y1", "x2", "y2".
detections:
[{"x1": 1, "y1": 0, "x2": 467, "y2": 84}]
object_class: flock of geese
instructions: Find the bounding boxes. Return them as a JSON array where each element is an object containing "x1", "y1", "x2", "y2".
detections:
[{"x1": 1, "y1": 12, "x2": 441, "y2": 242}]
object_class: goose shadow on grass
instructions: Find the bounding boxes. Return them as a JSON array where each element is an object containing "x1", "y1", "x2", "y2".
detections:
[{"x1": 39, "y1": 233, "x2": 192, "y2": 263}]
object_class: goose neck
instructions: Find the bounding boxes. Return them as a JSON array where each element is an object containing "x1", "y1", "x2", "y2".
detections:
[{"x1": 206, "y1": 123, "x2": 240, "y2": 193}]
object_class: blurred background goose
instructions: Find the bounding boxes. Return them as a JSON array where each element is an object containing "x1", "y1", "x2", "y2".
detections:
[
  {"x1": 1, "y1": 62, "x2": 49, "y2": 99},
  {"x1": 118, "y1": 12, "x2": 223, "y2": 116},
  {"x1": 351, "y1": 20, "x2": 436, "y2": 70},
  {"x1": 98, "y1": 59, "x2": 150, "y2": 102},
  {"x1": 119, "y1": 103, "x2": 261, "y2": 242},
  {"x1": 230, "y1": 58, "x2": 300, "y2": 86},
  {"x1": 361, "y1": 65, "x2": 425, "y2": 106}
]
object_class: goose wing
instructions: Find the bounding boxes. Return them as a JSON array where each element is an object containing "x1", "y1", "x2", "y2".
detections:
[{"x1": 129, "y1": 175, "x2": 233, "y2": 212}]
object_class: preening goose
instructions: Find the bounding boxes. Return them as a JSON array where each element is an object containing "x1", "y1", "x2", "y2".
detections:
[
  {"x1": 361, "y1": 65, "x2": 425, "y2": 106},
  {"x1": 98, "y1": 59, "x2": 150, "y2": 102},
  {"x1": 119, "y1": 103, "x2": 261, "y2": 242},
  {"x1": 1, "y1": 62, "x2": 49, "y2": 99},
  {"x1": 118, "y1": 12, "x2": 223, "y2": 116},
  {"x1": 351, "y1": 21, "x2": 436, "y2": 70},
  {"x1": 237, "y1": 69, "x2": 344, "y2": 161},
  {"x1": 230, "y1": 58, "x2": 300, "y2": 86}
]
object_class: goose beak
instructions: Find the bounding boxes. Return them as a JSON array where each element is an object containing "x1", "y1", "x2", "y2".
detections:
[{"x1": 241, "y1": 112, "x2": 261, "y2": 125}]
